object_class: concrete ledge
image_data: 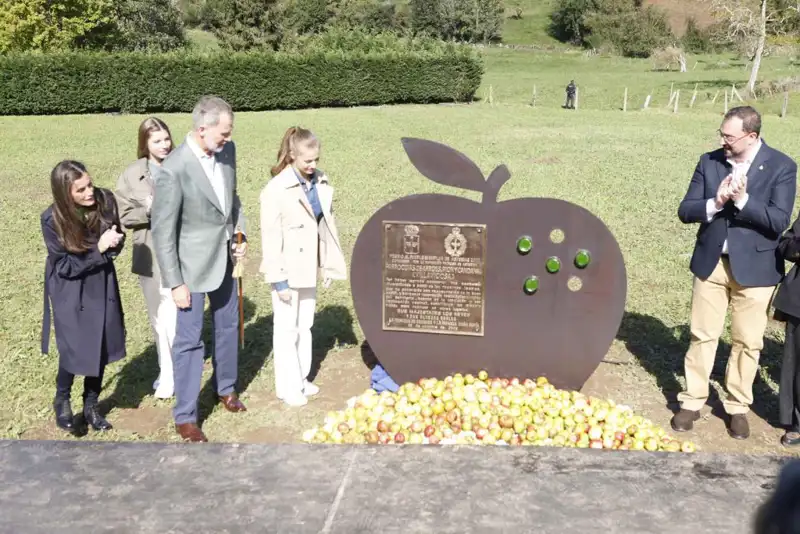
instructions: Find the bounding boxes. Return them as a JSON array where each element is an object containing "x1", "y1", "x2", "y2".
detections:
[{"x1": 0, "y1": 440, "x2": 790, "y2": 534}]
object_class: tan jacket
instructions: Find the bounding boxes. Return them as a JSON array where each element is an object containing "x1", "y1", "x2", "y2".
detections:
[
  {"x1": 115, "y1": 158, "x2": 159, "y2": 278},
  {"x1": 259, "y1": 166, "x2": 347, "y2": 289}
]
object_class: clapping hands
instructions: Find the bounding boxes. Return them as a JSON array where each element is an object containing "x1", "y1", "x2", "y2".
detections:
[
  {"x1": 730, "y1": 174, "x2": 748, "y2": 203},
  {"x1": 715, "y1": 173, "x2": 748, "y2": 210},
  {"x1": 98, "y1": 225, "x2": 124, "y2": 253}
]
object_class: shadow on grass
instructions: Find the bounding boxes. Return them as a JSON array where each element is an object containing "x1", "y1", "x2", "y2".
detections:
[
  {"x1": 195, "y1": 303, "x2": 357, "y2": 425},
  {"x1": 617, "y1": 311, "x2": 783, "y2": 426},
  {"x1": 103, "y1": 296, "x2": 259, "y2": 414}
]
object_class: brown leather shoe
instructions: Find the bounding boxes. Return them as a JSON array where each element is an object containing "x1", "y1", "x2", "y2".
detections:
[
  {"x1": 727, "y1": 414, "x2": 750, "y2": 440},
  {"x1": 219, "y1": 393, "x2": 247, "y2": 413},
  {"x1": 176, "y1": 423, "x2": 208, "y2": 442},
  {"x1": 670, "y1": 409, "x2": 700, "y2": 432}
]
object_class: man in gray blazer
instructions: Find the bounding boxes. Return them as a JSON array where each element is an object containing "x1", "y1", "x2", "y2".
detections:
[{"x1": 151, "y1": 95, "x2": 247, "y2": 442}]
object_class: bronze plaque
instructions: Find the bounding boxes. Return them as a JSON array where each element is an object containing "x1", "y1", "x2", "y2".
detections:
[{"x1": 382, "y1": 221, "x2": 487, "y2": 336}]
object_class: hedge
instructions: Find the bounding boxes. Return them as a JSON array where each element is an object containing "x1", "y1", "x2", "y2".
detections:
[{"x1": 0, "y1": 48, "x2": 483, "y2": 115}]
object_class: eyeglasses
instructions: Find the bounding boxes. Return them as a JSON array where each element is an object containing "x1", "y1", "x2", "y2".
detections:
[{"x1": 717, "y1": 129, "x2": 751, "y2": 145}]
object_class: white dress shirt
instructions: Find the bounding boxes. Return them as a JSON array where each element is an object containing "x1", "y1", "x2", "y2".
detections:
[
  {"x1": 186, "y1": 133, "x2": 231, "y2": 240},
  {"x1": 705, "y1": 139, "x2": 762, "y2": 254},
  {"x1": 186, "y1": 133, "x2": 226, "y2": 214}
]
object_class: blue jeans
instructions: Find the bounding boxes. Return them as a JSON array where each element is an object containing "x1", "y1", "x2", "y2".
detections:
[{"x1": 172, "y1": 260, "x2": 239, "y2": 425}]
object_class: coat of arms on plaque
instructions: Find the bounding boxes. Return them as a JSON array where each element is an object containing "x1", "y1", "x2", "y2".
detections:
[
  {"x1": 444, "y1": 227, "x2": 467, "y2": 257},
  {"x1": 403, "y1": 224, "x2": 420, "y2": 255}
]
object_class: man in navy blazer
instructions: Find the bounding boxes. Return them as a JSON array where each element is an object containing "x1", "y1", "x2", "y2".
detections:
[{"x1": 672, "y1": 106, "x2": 797, "y2": 440}]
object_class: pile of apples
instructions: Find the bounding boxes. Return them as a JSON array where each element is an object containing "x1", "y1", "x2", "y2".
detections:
[{"x1": 302, "y1": 372, "x2": 697, "y2": 453}]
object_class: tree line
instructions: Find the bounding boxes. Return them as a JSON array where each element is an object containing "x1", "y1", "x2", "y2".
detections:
[
  {"x1": 549, "y1": 0, "x2": 800, "y2": 59},
  {"x1": 0, "y1": 0, "x2": 506, "y2": 54}
]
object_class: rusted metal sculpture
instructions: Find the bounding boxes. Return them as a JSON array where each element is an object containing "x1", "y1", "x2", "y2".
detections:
[{"x1": 350, "y1": 138, "x2": 627, "y2": 391}]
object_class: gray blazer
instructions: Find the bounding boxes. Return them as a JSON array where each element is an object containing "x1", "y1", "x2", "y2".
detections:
[
  {"x1": 150, "y1": 137, "x2": 246, "y2": 294},
  {"x1": 115, "y1": 157, "x2": 159, "y2": 278}
]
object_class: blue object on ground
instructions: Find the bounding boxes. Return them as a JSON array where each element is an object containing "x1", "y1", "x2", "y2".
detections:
[{"x1": 371, "y1": 364, "x2": 400, "y2": 392}]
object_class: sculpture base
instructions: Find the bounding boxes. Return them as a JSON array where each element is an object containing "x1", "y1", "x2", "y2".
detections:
[{"x1": 0, "y1": 440, "x2": 787, "y2": 533}]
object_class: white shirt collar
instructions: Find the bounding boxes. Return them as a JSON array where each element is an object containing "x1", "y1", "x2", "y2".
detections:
[
  {"x1": 728, "y1": 138, "x2": 763, "y2": 167},
  {"x1": 186, "y1": 132, "x2": 214, "y2": 162}
]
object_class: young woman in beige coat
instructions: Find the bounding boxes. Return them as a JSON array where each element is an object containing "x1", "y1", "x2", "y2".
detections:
[
  {"x1": 260, "y1": 127, "x2": 347, "y2": 407},
  {"x1": 115, "y1": 118, "x2": 177, "y2": 399}
]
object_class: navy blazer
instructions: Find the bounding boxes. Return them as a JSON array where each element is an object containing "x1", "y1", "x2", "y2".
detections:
[{"x1": 678, "y1": 140, "x2": 797, "y2": 288}]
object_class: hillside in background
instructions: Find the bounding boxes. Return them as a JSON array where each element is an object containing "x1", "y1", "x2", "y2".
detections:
[
  {"x1": 644, "y1": 0, "x2": 715, "y2": 36},
  {"x1": 502, "y1": 0, "x2": 716, "y2": 46}
]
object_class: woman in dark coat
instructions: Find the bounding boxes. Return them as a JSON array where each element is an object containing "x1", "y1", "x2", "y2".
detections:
[
  {"x1": 41, "y1": 160, "x2": 127, "y2": 433},
  {"x1": 772, "y1": 216, "x2": 800, "y2": 447}
]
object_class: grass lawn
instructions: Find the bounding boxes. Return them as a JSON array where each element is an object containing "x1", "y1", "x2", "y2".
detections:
[{"x1": 2, "y1": 49, "x2": 800, "y2": 455}]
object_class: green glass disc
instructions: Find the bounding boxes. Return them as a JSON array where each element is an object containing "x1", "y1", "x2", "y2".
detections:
[
  {"x1": 546, "y1": 256, "x2": 561, "y2": 273},
  {"x1": 523, "y1": 276, "x2": 539, "y2": 295},
  {"x1": 575, "y1": 249, "x2": 591, "y2": 269},
  {"x1": 517, "y1": 236, "x2": 533, "y2": 255}
]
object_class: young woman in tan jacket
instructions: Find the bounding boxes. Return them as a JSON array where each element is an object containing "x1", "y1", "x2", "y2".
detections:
[
  {"x1": 114, "y1": 118, "x2": 177, "y2": 399},
  {"x1": 260, "y1": 127, "x2": 347, "y2": 407}
]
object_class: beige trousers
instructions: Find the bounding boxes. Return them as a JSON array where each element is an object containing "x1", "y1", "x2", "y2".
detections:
[
  {"x1": 271, "y1": 287, "x2": 317, "y2": 400},
  {"x1": 677, "y1": 258, "x2": 775, "y2": 415}
]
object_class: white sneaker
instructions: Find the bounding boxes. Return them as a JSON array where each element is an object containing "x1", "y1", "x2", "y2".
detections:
[
  {"x1": 303, "y1": 381, "x2": 320, "y2": 397},
  {"x1": 154, "y1": 387, "x2": 174, "y2": 399},
  {"x1": 280, "y1": 393, "x2": 308, "y2": 407}
]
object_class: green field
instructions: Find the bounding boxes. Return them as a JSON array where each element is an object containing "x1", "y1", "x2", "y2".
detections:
[{"x1": 2, "y1": 45, "x2": 800, "y2": 453}]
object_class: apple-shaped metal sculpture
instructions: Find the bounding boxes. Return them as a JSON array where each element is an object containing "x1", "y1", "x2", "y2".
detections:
[{"x1": 350, "y1": 138, "x2": 627, "y2": 391}]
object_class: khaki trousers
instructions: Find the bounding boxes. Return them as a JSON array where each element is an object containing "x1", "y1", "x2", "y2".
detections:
[{"x1": 677, "y1": 257, "x2": 775, "y2": 415}]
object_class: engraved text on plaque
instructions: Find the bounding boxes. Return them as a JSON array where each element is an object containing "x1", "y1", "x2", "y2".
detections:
[{"x1": 382, "y1": 221, "x2": 487, "y2": 336}]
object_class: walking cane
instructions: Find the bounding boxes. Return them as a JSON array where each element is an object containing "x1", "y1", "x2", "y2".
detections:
[{"x1": 235, "y1": 229, "x2": 245, "y2": 349}]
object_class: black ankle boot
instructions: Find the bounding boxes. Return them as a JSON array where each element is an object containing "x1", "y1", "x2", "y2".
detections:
[
  {"x1": 83, "y1": 402, "x2": 112, "y2": 431},
  {"x1": 53, "y1": 395, "x2": 74, "y2": 432}
]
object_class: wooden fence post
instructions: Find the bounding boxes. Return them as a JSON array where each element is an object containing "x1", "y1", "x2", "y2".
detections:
[
  {"x1": 531, "y1": 85, "x2": 537, "y2": 107},
  {"x1": 689, "y1": 83, "x2": 698, "y2": 108},
  {"x1": 623, "y1": 87, "x2": 628, "y2": 112},
  {"x1": 673, "y1": 90, "x2": 680, "y2": 113},
  {"x1": 724, "y1": 90, "x2": 729, "y2": 113},
  {"x1": 642, "y1": 94, "x2": 652, "y2": 109},
  {"x1": 782, "y1": 91, "x2": 789, "y2": 118},
  {"x1": 575, "y1": 87, "x2": 579, "y2": 110}
]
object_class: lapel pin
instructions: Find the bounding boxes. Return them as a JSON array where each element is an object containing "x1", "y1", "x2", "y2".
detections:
[{"x1": 759, "y1": 165, "x2": 763, "y2": 170}]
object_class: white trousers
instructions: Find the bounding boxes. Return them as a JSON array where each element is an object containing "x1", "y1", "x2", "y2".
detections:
[
  {"x1": 139, "y1": 274, "x2": 177, "y2": 396},
  {"x1": 271, "y1": 287, "x2": 317, "y2": 399}
]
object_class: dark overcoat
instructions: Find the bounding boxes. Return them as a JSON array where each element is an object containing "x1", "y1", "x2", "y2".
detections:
[
  {"x1": 774, "y1": 216, "x2": 800, "y2": 321},
  {"x1": 40, "y1": 189, "x2": 127, "y2": 377}
]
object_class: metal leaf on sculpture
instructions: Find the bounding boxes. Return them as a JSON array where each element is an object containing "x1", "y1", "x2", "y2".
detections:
[{"x1": 350, "y1": 138, "x2": 628, "y2": 391}]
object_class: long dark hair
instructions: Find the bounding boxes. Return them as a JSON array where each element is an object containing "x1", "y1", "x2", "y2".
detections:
[
  {"x1": 271, "y1": 126, "x2": 319, "y2": 177},
  {"x1": 137, "y1": 117, "x2": 173, "y2": 160},
  {"x1": 50, "y1": 160, "x2": 118, "y2": 253}
]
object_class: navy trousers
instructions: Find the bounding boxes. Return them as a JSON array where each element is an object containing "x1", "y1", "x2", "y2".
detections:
[{"x1": 172, "y1": 258, "x2": 239, "y2": 425}]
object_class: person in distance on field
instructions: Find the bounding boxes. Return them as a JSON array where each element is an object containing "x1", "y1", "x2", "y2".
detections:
[
  {"x1": 114, "y1": 117, "x2": 178, "y2": 399},
  {"x1": 41, "y1": 160, "x2": 127, "y2": 433},
  {"x1": 259, "y1": 126, "x2": 347, "y2": 407},
  {"x1": 565, "y1": 80, "x2": 576, "y2": 109},
  {"x1": 150, "y1": 96, "x2": 248, "y2": 443},
  {"x1": 673, "y1": 106, "x2": 797, "y2": 440}
]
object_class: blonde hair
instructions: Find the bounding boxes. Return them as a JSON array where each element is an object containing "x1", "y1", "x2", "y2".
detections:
[{"x1": 271, "y1": 127, "x2": 320, "y2": 177}]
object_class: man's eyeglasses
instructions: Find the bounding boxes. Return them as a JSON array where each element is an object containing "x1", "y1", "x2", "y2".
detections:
[{"x1": 718, "y1": 130, "x2": 751, "y2": 145}]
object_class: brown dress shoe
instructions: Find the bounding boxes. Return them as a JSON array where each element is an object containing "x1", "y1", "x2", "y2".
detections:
[
  {"x1": 176, "y1": 423, "x2": 208, "y2": 442},
  {"x1": 727, "y1": 414, "x2": 750, "y2": 440},
  {"x1": 219, "y1": 393, "x2": 247, "y2": 413},
  {"x1": 670, "y1": 409, "x2": 700, "y2": 432}
]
